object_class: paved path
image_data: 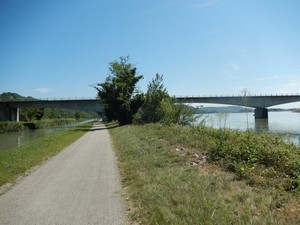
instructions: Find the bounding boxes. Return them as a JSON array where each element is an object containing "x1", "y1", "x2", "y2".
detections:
[{"x1": 0, "y1": 122, "x2": 124, "y2": 225}]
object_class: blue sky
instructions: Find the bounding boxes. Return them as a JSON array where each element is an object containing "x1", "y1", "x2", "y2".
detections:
[{"x1": 1, "y1": 0, "x2": 300, "y2": 107}]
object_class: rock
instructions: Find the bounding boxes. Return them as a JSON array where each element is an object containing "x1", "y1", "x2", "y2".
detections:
[
  {"x1": 191, "y1": 161, "x2": 198, "y2": 166},
  {"x1": 191, "y1": 153, "x2": 207, "y2": 166},
  {"x1": 176, "y1": 147, "x2": 186, "y2": 152}
]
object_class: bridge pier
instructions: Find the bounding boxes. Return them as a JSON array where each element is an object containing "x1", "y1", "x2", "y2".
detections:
[
  {"x1": 254, "y1": 107, "x2": 268, "y2": 119},
  {"x1": 0, "y1": 105, "x2": 19, "y2": 122}
]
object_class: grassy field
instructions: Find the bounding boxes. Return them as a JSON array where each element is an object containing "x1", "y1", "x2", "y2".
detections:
[
  {"x1": 108, "y1": 122, "x2": 300, "y2": 225},
  {"x1": 0, "y1": 122, "x2": 92, "y2": 188}
]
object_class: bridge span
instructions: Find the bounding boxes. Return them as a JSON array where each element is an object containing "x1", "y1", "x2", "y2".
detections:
[
  {"x1": 0, "y1": 98, "x2": 104, "y2": 122},
  {"x1": 176, "y1": 94, "x2": 300, "y2": 118},
  {"x1": 1, "y1": 94, "x2": 300, "y2": 121}
]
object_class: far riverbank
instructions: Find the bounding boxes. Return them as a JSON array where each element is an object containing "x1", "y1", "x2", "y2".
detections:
[
  {"x1": 0, "y1": 118, "x2": 92, "y2": 134},
  {"x1": 0, "y1": 119, "x2": 96, "y2": 151}
]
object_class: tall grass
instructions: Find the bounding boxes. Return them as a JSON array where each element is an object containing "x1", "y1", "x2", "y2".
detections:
[
  {"x1": 0, "y1": 121, "x2": 25, "y2": 133},
  {"x1": 0, "y1": 118, "x2": 82, "y2": 133},
  {"x1": 109, "y1": 123, "x2": 300, "y2": 224}
]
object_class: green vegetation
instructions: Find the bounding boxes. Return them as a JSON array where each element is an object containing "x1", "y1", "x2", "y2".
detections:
[
  {"x1": 0, "y1": 92, "x2": 35, "y2": 101},
  {"x1": 109, "y1": 123, "x2": 300, "y2": 224},
  {"x1": 22, "y1": 118, "x2": 81, "y2": 129},
  {"x1": 133, "y1": 74, "x2": 195, "y2": 125},
  {"x1": 19, "y1": 106, "x2": 95, "y2": 122},
  {"x1": 93, "y1": 56, "x2": 144, "y2": 125},
  {"x1": 0, "y1": 122, "x2": 26, "y2": 133},
  {"x1": 94, "y1": 57, "x2": 195, "y2": 126},
  {"x1": 0, "y1": 118, "x2": 86, "y2": 133},
  {"x1": 0, "y1": 122, "x2": 93, "y2": 187}
]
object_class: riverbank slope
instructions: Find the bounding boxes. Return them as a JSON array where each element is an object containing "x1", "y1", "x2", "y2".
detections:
[{"x1": 109, "y1": 122, "x2": 300, "y2": 224}]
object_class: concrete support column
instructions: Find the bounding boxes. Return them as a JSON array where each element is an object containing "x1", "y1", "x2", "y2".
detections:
[
  {"x1": 16, "y1": 107, "x2": 20, "y2": 122},
  {"x1": 0, "y1": 105, "x2": 7, "y2": 121},
  {"x1": 9, "y1": 106, "x2": 19, "y2": 121},
  {"x1": 254, "y1": 107, "x2": 268, "y2": 119},
  {"x1": 0, "y1": 105, "x2": 19, "y2": 121}
]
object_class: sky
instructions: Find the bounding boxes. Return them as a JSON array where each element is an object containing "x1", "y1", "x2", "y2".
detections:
[{"x1": 1, "y1": 0, "x2": 300, "y2": 107}]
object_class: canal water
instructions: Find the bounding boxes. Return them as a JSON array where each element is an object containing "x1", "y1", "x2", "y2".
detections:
[
  {"x1": 1, "y1": 112, "x2": 299, "y2": 150},
  {"x1": 0, "y1": 119, "x2": 95, "y2": 151},
  {"x1": 199, "y1": 111, "x2": 300, "y2": 146}
]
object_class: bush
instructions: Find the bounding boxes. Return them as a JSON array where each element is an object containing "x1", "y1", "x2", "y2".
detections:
[
  {"x1": 0, "y1": 122, "x2": 25, "y2": 133},
  {"x1": 133, "y1": 74, "x2": 196, "y2": 125},
  {"x1": 159, "y1": 98, "x2": 197, "y2": 125}
]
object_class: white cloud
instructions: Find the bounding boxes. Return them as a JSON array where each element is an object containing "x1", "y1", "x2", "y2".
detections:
[
  {"x1": 230, "y1": 62, "x2": 239, "y2": 71},
  {"x1": 34, "y1": 87, "x2": 54, "y2": 94}
]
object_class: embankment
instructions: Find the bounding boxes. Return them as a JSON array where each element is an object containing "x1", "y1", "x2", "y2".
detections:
[{"x1": 109, "y1": 122, "x2": 300, "y2": 224}]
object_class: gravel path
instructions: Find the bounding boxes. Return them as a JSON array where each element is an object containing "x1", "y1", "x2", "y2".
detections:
[{"x1": 0, "y1": 122, "x2": 124, "y2": 225}]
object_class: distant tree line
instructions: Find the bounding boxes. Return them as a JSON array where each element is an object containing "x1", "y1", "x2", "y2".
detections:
[
  {"x1": 93, "y1": 56, "x2": 195, "y2": 125},
  {"x1": 0, "y1": 92, "x2": 95, "y2": 121}
]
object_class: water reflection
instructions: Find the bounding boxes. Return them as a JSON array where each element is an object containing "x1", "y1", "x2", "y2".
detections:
[
  {"x1": 0, "y1": 120, "x2": 95, "y2": 151},
  {"x1": 254, "y1": 118, "x2": 269, "y2": 133},
  {"x1": 199, "y1": 111, "x2": 300, "y2": 146}
]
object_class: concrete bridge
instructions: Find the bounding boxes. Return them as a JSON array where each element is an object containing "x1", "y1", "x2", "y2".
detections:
[
  {"x1": 176, "y1": 94, "x2": 300, "y2": 118},
  {"x1": 1, "y1": 94, "x2": 300, "y2": 121},
  {"x1": 0, "y1": 98, "x2": 104, "y2": 122}
]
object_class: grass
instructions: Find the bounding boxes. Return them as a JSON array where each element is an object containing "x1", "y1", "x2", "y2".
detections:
[
  {"x1": 0, "y1": 122, "x2": 93, "y2": 187},
  {"x1": 0, "y1": 118, "x2": 84, "y2": 133},
  {"x1": 0, "y1": 121, "x2": 25, "y2": 133},
  {"x1": 108, "y1": 123, "x2": 300, "y2": 224}
]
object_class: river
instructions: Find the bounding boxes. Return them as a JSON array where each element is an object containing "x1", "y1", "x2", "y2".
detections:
[
  {"x1": 198, "y1": 111, "x2": 300, "y2": 146},
  {"x1": 1, "y1": 112, "x2": 300, "y2": 150},
  {"x1": 0, "y1": 119, "x2": 95, "y2": 151}
]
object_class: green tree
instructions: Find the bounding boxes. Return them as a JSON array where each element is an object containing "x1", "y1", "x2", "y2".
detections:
[
  {"x1": 20, "y1": 108, "x2": 44, "y2": 121},
  {"x1": 134, "y1": 74, "x2": 196, "y2": 125},
  {"x1": 134, "y1": 73, "x2": 169, "y2": 124},
  {"x1": 94, "y1": 56, "x2": 143, "y2": 125},
  {"x1": 75, "y1": 112, "x2": 80, "y2": 121},
  {"x1": 159, "y1": 98, "x2": 197, "y2": 125}
]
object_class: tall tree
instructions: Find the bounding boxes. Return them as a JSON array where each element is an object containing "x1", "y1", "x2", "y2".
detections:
[
  {"x1": 94, "y1": 56, "x2": 143, "y2": 125},
  {"x1": 133, "y1": 73, "x2": 169, "y2": 123},
  {"x1": 133, "y1": 74, "x2": 196, "y2": 125}
]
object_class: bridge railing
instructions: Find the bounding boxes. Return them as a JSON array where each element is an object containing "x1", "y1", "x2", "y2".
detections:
[
  {"x1": 1, "y1": 93, "x2": 300, "y2": 102},
  {"x1": 174, "y1": 93, "x2": 300, "y2": 98},
  {"x1": 0, "y1": 97, "x2": 99, "y2": 102}
]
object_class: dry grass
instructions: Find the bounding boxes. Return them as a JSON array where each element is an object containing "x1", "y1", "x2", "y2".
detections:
[{"x1": 109, "y1": 123, "x2": 299, "y2": 224}]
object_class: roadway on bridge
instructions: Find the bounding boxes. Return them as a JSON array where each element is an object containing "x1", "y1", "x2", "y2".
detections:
[{"x1": 0, "y1": 122, "x2": 124, "y2": 225}]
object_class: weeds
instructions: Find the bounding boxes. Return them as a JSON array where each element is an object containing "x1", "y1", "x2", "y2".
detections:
[{"x1": 109, "y1": 123, "x2": 300, "y2": 224}]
